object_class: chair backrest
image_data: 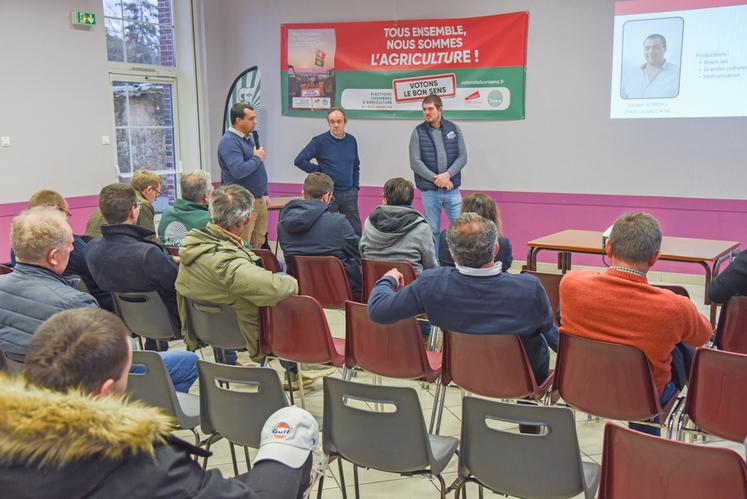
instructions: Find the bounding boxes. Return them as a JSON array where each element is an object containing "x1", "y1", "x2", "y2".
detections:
[
  {"x1": 113, "y1": 291, "x2": 178, "y2": 341},
  {"x1": 265, "y1": 295, "x2": 344, "y2": 366},
  {"x1": 521, "y1": 270, "x2": 562, "y2": 322},
  {"x1": 0, "y1": 348, "x2": 24, "y2": 374},
  {"x1": 461, "y1": 397, "x2": 595, "y2": 498},
  {"x1": 323, "y1": 377, "x2": 432, "y2": 473},
  {"x1": 361, "y1": 258, "x2": 417, "y2": 302},
  {"x1": 0, "y1": 264, "x2": 13, "y2": 275},
  {"x1": 127, "y1": 350, "x2": 182, "y2": 419},
  {"x1": 714, "y1": 295, "x2": 747, "y2": 354},
  {"x1": 442, "y1": 330, "x2": 541, "y2": 400},
  {"x1": 652, "y1": 284, "x2": 690, "y2": 298},
  {"x1": 289, "y1": 255, "x2": 353, "y2": 308},
  {"x1": 599, "y1": 422, "x2": 747, "y2": 499},
  {"x1": 345, "y1": 300, "x2": 439, "y2": 382},
  {"x1": 555, "y1": 333, "x2": 663, "y2": 421},
  {"x1": 251, "y1": 248, "x2": 282, "y2": 273},
  {"x1": 683, "y1": 347, "x2": 747, "y2": 443},
  {"x1": 197, "y1": 361, "x2": 288, "y2": 448},
  {"x1": 183, "y1": 298, "x2": 246, "y2": 350},
  {"x1": 164, "y1": 245, "x2": 180, "y2": 256}
]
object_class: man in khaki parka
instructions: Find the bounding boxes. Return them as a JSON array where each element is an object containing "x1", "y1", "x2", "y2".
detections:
[{"x1": 176, "y1": 185, "x2": 297, "y2": 362}]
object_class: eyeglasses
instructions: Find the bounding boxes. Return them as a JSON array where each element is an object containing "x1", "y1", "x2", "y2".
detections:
[
  {"x1": 133, "y1": 202, "x2": 142, "y2": 210},
  {"x1": 57, "y1": 207, "x2": 72, "y2": 219}
]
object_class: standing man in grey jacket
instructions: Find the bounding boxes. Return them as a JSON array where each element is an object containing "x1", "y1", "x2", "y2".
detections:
[
  {"x1": 360, "y1": 177, "x2": 436, "y2": 275},
  {"x1": 0, "y1": 207, "x2": 97, "y2": 361}
]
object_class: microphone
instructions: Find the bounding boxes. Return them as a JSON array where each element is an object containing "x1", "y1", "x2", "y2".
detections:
[{"x1": 252, "y1": 130, "x2": 260, "y2": 148}]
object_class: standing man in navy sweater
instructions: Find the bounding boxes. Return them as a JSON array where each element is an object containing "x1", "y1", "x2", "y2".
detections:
[
  {"x1": 409, "y1": 94, "x2": 467, "y2": 252},
  {"x1": 218, "y1": 103, "x2": 269, "y2": 248},
  {"x1": 294, "y1": 107, "x2": 362, "y2": 235}
]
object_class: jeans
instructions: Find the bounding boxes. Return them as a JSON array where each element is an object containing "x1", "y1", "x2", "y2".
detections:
[
  {"x1": 329, "y1": 188, "x2": 361, "y2": 236},
  {"x1": 213, "y1": 347, "x2": 238, "y2": 366},
  {"x1": 628, "y1": 381, "x2": 677, "y2": 436},
  {"x1": 543, "y1": 324, "x2": 559, "y2": 352},
  {"x1": 420, "y1": 188, "x2": 462, "y2": 252},
  {"x1": 130, "y1": 350, "x2": 198, "y2": 393},
  {"x1": 144, "y1": 338, "x2": 170, "y2": 352}
]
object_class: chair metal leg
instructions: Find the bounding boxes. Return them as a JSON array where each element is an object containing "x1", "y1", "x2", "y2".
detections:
[
  {"x1": 190, "y1": 428, "x2": 200, "y2": 459},
  {"x1": 429, "y1": 381, "x2": 443, "y2": 433},
  {"x1": 435, "y1": 382, "x2": 447, "y2": 434},
  {"x1": 202, "y1": 433, "x2": 217, "y2": 468},
  {"x1": 229, "y1": 442, "x2": 239, "y2": 476},
  {"x1": 285, "y1": 365, "x2": 296, "y2": 405},
  {"x1": 298, "y1": 363, "x2": 307, "y2": 409},
  {"x1": 337, "y1": 458, "x2": 348, "y2": 499},
  {"x1": 435, "y1": 473, "x2": 447, "y2": 499},
  {"x1": 353, "y1": 464, "x2": 360, "y2": 499},
  {"x1": 244, "y1": 446, "x2": 251, "y2": 472},
  {"x1": 316, "y1": 474, "x2": 325, "y2": 499},
  {"x1": 478, "y1": 484, "x2": 484, "y2": 499}
]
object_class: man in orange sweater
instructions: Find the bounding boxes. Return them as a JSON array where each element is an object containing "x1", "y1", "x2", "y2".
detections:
[{"x1": 559, "y1": 212, "x2": 711, "y2": 435}]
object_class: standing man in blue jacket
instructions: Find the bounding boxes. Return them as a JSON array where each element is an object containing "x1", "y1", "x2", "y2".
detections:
[
  {"x1": 294, "y1": 107, "x2": 362, "y2": 235},
  {"x1": 218, "y1": 103, "x2": 269, "y2": 248},
  {"x1": 408, "y1": 94, "x2": 467, "y2": 251}
]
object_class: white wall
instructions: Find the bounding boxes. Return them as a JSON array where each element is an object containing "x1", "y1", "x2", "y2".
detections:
[
  {"x1": 0, "y1": 0, "x2": 116, "y2": 203},
  {"x1": 198, "y1": 0, "x2": 747, "y2": 200}
]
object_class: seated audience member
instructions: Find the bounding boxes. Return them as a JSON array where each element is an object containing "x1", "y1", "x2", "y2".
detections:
[
  {"x1": 85, "y1": 169, "x2": 161, "y2": 239},
  {"x1": 8, "y1": 189, "x2": 113, "y2": 311},
  {"x1": 177, "y1": 185, "x2": 298, "y2": 364},
  {"x1": 0, "y1": 206, "x2": 196, "y2": 391},
  {"x1": 278, "y1": 172, "x2": 362, "y2": 299},
  {"x1": 368, "y1": 212, "x2": 556, "y2": 384},
  {"x1": 708, "y1": 248, "x2": 747, "y2": 303},
  {"x1": 85, "y1": 183, "x2": 180, "y2": 352},
  {"x1": 559, "y1": 212, "x2": 712, "y2": 435},
  {"x1": 438, "y1": 192, "x2": 513, "y2": 271},
  {"x1": 360, "y1": 177, "x2": 436, "y2": 275},
  {"x1": 0, "y1": 207, "x2": 98, "y2": 361},
  {"x1": 158, "y1": 170, "x2": 213, "y2": 246},
  {"x1": 0, "y1": 308, "x2": 315, "y2": 499}
]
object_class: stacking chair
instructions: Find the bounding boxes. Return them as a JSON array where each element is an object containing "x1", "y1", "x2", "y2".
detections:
[
  {"x1": 675, "y1": 347, "x2": 747, "y2": 443},
  {"x1": 289, "y1": 255, "x2": 353, "y2": 308},
  {"x1": 360, "y1": 258, "x2": 417, "y2": 302},
  {"x1": 0, "y1": 348, "x2": 24, "y2": 374},
  {"x1": 456, "y1": 397, "x2": 600, "y2": 499},
  {"x1": 197, "y1": 361, "x2": 288, "y2": 475},
  {"x1": 714, "y1": 295, "x2": 747, "y2": 354},
  {"x1": 182, "y1": 297, "x2": 246, "y2": 363},
  {"x1": 521, "y1": 270, "x2": 563, "y2": 322},
  {"x1": 344, "y1": 301, "x2": 442, "y2": 429},
  {"x1": 113, "y1": 291, "x2": 179, "y2": 350},
  {"x1": 127, "y1": 351, "x2": 200, "y2": 445},
  {"x1": 653, "y1": 284, "x2": 690, "y2": 298},
  {"x1": 432, "y1": 330, "x2": 555, "y2": 434},
  {"x1": 263, "y1": 295, "x2": 345, "y2": 406},
  {"x1": 553, "y1": 333, "x2": 677, "y2": 432},
  {"x1": 320, "y1": 377, "x2": 458, "y2": 499},
  {"x1": 251, "y1": 248, "x2": 282, "y2": 273},
  {"x1": 164, "y1": 245, "x2": 180, "y2": 256},
  {"x1": 599, "y1": 422, "x2": 747, "y2": 498},
  {"x1": 0, "y1": 264, "x2": 13, "y2": 275}
]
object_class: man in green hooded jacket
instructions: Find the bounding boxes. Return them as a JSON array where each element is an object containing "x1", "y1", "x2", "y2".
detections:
[
  {"x1": 176, "y1": 185, "x2": 297, "y2": 361},
  {"x1": 158, "y1": 171, "x2": 213, "y2": 247}
]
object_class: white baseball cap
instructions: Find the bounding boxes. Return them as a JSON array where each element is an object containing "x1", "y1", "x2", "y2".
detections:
[{"x1": 254, "y1": 407, "x2": 319, "y2": 468}]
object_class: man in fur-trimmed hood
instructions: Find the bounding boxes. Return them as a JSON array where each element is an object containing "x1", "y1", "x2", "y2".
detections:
[{"x1": 0, "y1": 308, "x2": 313, "y2": 499}]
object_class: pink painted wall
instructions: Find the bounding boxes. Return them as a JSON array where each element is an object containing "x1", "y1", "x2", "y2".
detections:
[{"x1": 2, "y1": 186, "x2": 744, "y2": 276}]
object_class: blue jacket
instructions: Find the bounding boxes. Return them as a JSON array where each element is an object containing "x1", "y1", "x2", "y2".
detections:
[
  {"x1": 294, "y1": 132, "x2": 360, "y2": 192},
  {"x1": 0, "y1": 263, "x2": 98, "y2": 360},
  {"x1": 414, "y1": 119, "x2": 462, "y2": 191},
  {"x1": 368, "y1": 267, "x2": 553, "y2": 382},
  {"x1": 278, "y1": 199, "x2": 362, "y2": 299},
  {"x1": 218, "y1": 131, "x2": 268, "y2": 197},
  {"x1": 85, "y1": 224, "x2": 180, "y2": 327}
]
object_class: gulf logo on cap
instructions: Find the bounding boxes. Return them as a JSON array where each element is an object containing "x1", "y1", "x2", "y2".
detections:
[{"x1": 272, "y1": 422, "x2": 291, "y2": 439}]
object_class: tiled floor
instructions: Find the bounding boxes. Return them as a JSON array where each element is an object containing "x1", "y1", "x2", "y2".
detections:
[{"x1": 169, "y1": 272, "x2": 745, "y2": 498}]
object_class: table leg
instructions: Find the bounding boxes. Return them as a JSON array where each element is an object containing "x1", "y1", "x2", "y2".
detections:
[{"x1": 527, "y1": 247, "x2": 540, "y2": 271}]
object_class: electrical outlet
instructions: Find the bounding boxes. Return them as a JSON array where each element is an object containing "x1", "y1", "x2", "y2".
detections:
[
  {"x1": 101, "y1": 136, "x2": 111, "y2": 145},
  {"x1": 0, "y1": 136, "x2": 10, "y2": 147}
]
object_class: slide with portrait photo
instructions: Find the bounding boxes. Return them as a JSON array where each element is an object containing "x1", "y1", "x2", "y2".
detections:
[{"x1": 610, "y1": 0, "x2": 747, "y2": 119}]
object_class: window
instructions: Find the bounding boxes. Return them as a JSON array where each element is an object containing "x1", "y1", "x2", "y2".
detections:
[{"x1": 104, "y1": 0, "x2": 175, "y2": 66}]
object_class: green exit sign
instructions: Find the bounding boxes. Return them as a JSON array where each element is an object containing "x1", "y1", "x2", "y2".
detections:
[{"x1": 72, "y1": 11, "x2": 96, "y2": 26}]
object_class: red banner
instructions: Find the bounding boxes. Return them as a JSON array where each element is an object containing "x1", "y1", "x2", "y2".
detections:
[{"x1": 281, "y1": 13, "x2": 527, "y2": 72}]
